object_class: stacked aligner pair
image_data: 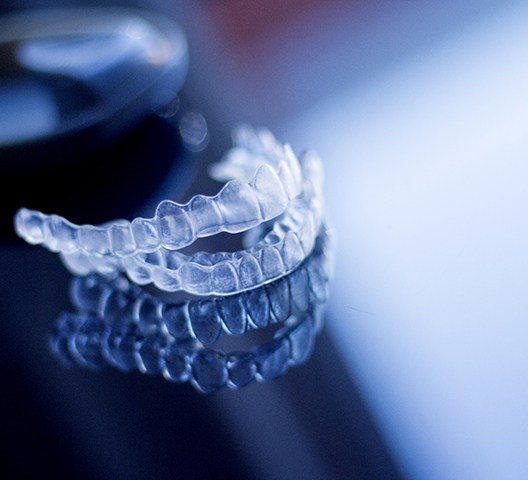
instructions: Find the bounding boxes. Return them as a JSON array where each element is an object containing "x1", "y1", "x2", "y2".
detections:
[
  {"x1": 15, "y1": 126, "x2": 324, "y2": 296},
  {"x1": 17, "y1": 126, "x2": 330, "y2": 391}
]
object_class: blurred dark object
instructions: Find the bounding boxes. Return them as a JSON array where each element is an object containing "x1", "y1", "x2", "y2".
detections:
[
  {"x1": 0, "y1": 7, "x2": 189, "y2": 238},
  {"x1": 0, "y1": 7, "x2": 187, "y2": 159}
]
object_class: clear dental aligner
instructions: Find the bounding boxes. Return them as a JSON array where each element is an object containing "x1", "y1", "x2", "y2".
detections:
[
  {"x1": 51, "y1": 303, "x2": 324, "y2": 394},
  {"x1": 59, "y1": 149, "x2": 324, "y2": 295},
  {"x1": 68, "y1": 227, "x2": 331, "y2": 346},
  {"x1": 14, "y1": 126, "x2": 303, "y2": 257}
]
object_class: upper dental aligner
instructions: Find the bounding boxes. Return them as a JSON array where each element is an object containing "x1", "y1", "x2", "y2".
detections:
[
  {"x1": 59, "y1": 149, "x2": 324, "y2": 295},
  {"x1": 14, "y1": 126, "x2": 303, "y2": 256}
]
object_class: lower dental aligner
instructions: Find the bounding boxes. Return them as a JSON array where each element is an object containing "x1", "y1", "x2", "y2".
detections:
[
  {"x1": 68, "y1": 227, "x2": 331, "y2": 346},
  {"x1": 51, "y1": 301, "x2": 325, "y2": 393},
  {"x1": 60, "y1": 149, "x2": 324, "y2": 295},
  {"x1": 14, "y1": 126, "x2": 303, "y2": 256}
]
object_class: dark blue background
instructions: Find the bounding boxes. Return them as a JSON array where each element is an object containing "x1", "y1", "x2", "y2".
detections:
[{"x1": 0, "y1": 3, "x2": 401, "y2": 478}]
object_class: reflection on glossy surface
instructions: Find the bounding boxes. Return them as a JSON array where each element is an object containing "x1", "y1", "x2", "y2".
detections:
[
  {"x1": 17, "y1": 17, "x2": 174, "y2": 75},
  {"x1": 50, "y1": 227, "x2": 332, "y2": 393}
]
